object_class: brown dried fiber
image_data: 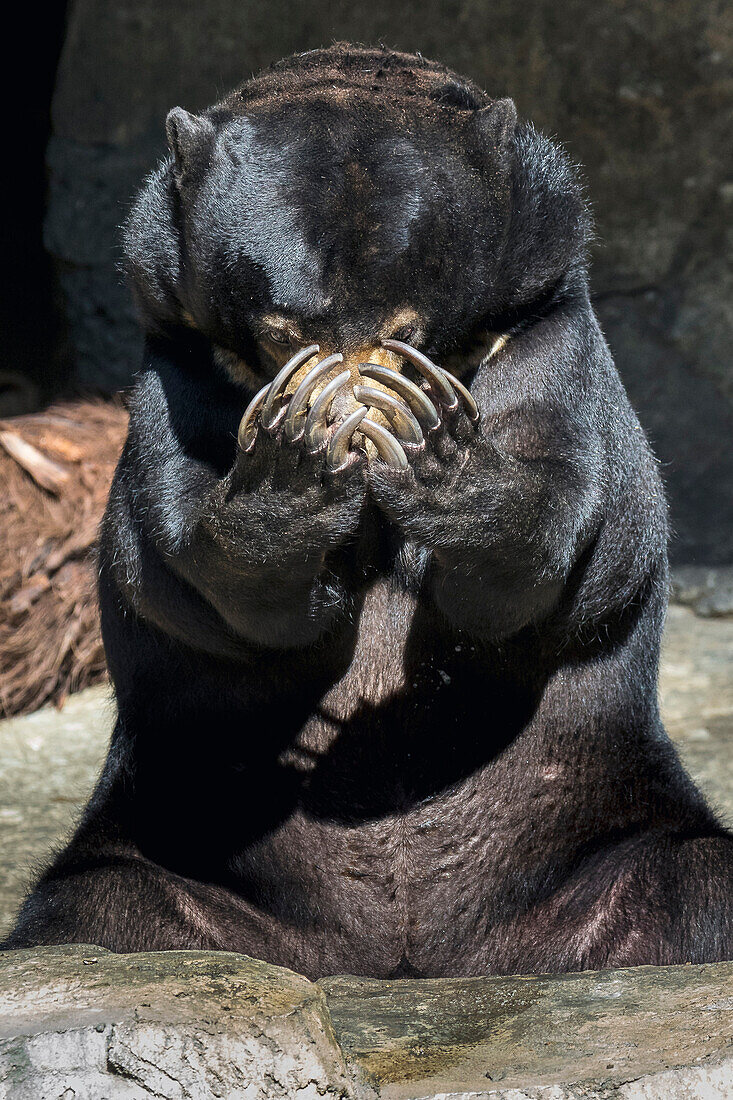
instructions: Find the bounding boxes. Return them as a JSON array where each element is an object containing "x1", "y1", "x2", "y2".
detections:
[{"x1": 0, "y1": 399, "x2": 128, "y2": 717}]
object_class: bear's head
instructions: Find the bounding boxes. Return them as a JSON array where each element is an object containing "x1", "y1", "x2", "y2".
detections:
[{"x1": 124, "y1": 45, "x2": 590, "y2": 388}]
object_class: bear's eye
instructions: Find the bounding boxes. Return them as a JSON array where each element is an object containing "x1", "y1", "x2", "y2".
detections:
[
  {"x1": 391, "y1": 324, "x2": 417, "y2": 345},
  {"x1": 265, "y1": 328, "x2": 293, "y2": 347}
]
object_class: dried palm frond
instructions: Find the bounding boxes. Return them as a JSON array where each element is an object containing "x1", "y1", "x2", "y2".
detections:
[{"x1": 0, "y1": 398, "x2": 128, "y2": 717}]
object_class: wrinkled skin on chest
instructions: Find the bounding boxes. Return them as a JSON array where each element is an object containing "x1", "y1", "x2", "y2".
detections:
[{"x1": 4, "y1": 45, "x2": 732, "y2": 977}]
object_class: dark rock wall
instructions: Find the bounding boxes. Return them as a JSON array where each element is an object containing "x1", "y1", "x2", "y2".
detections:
[
  {"x1": 2, "y1": 2, "x2": 70, "y2": 413},
  {"x1": 46, "y1": 0, "x2": 733, "y2": 563}
]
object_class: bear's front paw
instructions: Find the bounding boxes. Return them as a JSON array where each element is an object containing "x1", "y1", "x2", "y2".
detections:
[
  {"x1": 236, "y1": 344, "x2": 369, "y2": 478},
  {"x1": 360, "y1": 340, "x2": 484, "y2": 548},
  {"x1": 238, "y1": 344, "x2": 425, "y2": 481},
  {"x1": 358, "y1": 338, "x2": 479, "y2": 466},
  {"x1": 221, "y1": 347, "x2": 375, "y2": 567}
]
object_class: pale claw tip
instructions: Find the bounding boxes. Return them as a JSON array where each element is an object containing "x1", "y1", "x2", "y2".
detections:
[
  {"x1": 261, "y1": 343, "x2": 320, "y2": 430},
  {"x1": 352, "y1": 384, "x2": 424, "y2": 446},
  {"x1": 304, "y1": 368, "x2": 352, "y2": 454},
  {"x1": 358, "y1": 363, "x2": 440, "y2": 432},
  {"x1": 283, "y1": 352, "x2": 344, "y2": 443},
  {"x1": 381, "y1": 339, "x2": 457, "y2": 410},
  {"x1": 439, "y1": 368, "x2": 480, "y2": 423},
  {"x1": 326, "y1": 407, "x2": 368, "y2": 471},
  {"x1": 358, "y1": 418, "x2": 409, "y2": 470},
  {"x1": 237, "y1": 382, "x2": 270, "y2": 452}
]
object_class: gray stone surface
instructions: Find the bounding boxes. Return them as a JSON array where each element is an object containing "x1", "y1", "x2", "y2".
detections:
[
  {"x1": 0, "y1": 945, "x2": 364, "y2": 1100},
  {"x1": 0, "y1": 946, "x2": 731, "y2": 1099},
  {"x1": 659, "y1": 604, "x2": 733, "y2": 828},
  {"x1": 0, "y1": 686, "x2": 113, "y2": 938},
  {"x1": 46, "y1": 0, "x2": 733, "y2": 563},
  {"x1": 320, "y1": 963, "x2": 733, "y2": 1099}
]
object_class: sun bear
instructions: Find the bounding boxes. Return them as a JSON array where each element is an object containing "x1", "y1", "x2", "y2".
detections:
[{"x1": 5, "y1": 45, "x2": 732, "y2": 978}]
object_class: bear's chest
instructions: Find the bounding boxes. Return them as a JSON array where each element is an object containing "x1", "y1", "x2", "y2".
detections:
[
  {"x1": 242, "y1": 751, "x2": 554, "y2": 976},
  {"x1": 229, "y1": 580, "x2": 562, "y2": 972}
]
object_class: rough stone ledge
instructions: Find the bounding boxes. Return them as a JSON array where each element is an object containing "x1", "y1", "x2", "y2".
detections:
[
  {"x1": 321, "y1": 963, "x2": 733, "y2": 1100},
  {"x1": 671, "y1": 566, "x2": 733, "y2": 618},
  {"x1": 0, "y1": 945, "x2": 369, "y2": 1100},
  {"x1": 0, "y1": 949, "x2": 731, "y2": 1099}
]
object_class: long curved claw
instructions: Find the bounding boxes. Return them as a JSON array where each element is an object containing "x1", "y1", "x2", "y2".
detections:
[
  {"x1": 283, "y1": 353, "x2": 344, "y2": 443},
  {"x1": 326, "y1": 407, "x2": 368, "y2": 472},
  {"x1": 358, "y1": 363, "x2": 440, "y2": 432},
  {"x1": 352, "y1": 384, "x2": 424, "y2": 446},
  {"x1": 304, "y1": 369, "x2": 352, "y2": 454},
  {"x1": 237, "y1": 382, "x2": 270, "y2": 452},
  {"x1": 438, "y1": 368, "x2": 480, "y2": 423},
  {"x1": 381, "y1": 339, "x2": 458, "y2": 410},
  {"x1": 358, "y1": 418, "x2": 409, "y2": 470},
  {"x1": 261, "y1": 344, "x2": 320, "y2": 430}
]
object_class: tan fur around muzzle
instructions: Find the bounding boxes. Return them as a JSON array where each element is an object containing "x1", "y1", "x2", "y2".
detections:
[{"x1": 284, "y1": 344, "x2": 406, "y2": 430}]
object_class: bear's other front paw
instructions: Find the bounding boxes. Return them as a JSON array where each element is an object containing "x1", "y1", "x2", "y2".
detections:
[
  {"x1": 237, "y1": 344, "x2": 367, "y2": 475},
  {"x1": 360, "y1": 340, "x2": 484, "y2": 548}
]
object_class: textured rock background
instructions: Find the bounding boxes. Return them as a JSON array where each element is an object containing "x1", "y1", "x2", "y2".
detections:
[
  {"x1": 43, "y1": 0, "x2": 733, "y2": 564},
  {"x1": 0, "y1": 946, "x2": 731, "y2": 1098},
  {"x1": 0, "y1": 945, "x2": 363, "y2": 1100}
]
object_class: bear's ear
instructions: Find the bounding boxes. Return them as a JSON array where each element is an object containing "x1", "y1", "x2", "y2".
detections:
[
  {"x1": 474, "y1": 98, "x2": 518, "y2": 152},
  {"x1": 165, "y1": 107, "x2": 215, "y2": 177}
]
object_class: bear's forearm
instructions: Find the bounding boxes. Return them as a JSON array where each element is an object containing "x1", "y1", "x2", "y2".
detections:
[
  {"x1": 106, "y1": 515, "x2": 356, "y2": 651},
  {"x1": 430, "y1": 547, "x2": 569, "y2": 639},
  {"x1": 425, "y1": 455, "x2": 597, "y2": 638},
  {"x1": 109, "y1": 454, "x2": 360, "y2": 650},
  {"x1": 166, "y1": 527, "x2": 354, "y2": 648},
  {"x1": 424, "y1": 306, "x2": 606, "y2": 637}
]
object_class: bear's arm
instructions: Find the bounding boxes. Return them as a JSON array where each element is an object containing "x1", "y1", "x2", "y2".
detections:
[
  {"x1": 391, "y1": 298, "x2": 618, "y2": 639},
  {"x1": 102, "y1": 338, "x2": 365, "y2": 651}
]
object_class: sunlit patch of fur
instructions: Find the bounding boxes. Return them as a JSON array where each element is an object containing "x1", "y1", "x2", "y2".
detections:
[
  {"x1": 259, "y1": 313, "x2": 306, "y2": 344},
  {"x1": 488, "y1": 333, "x2": 509, "y2": 359},
  {"x1": 380, "y1": 307, "x2": 422, "y2": 343},
  {"x1": 212, "y1": 344, "x2": 265, "y2": 390},
  {"x1": 443, "y1": 331, "x2": 509, "y2": 378}
]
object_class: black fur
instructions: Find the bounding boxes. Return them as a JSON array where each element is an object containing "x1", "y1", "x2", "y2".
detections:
[{"x1": 5, "y1": 45, "x2": 732, "y2": 977}]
